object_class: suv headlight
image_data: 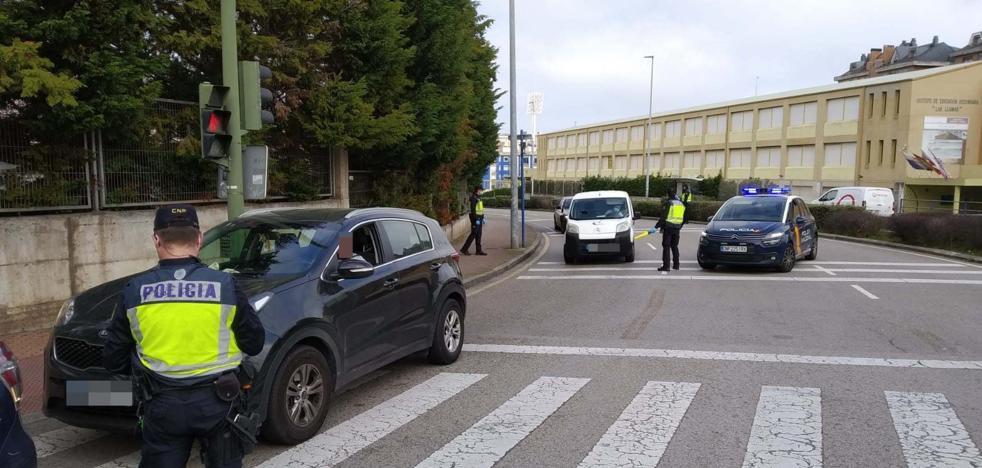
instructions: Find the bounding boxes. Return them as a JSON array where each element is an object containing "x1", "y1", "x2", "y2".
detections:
[
  {"x1": 616, "y1": 221, "x2": 630, "y2": 232},
  {"x1": 699, "y1": 231, "x2": 709, "y2": 246},
  {"x1": 54, "y1": 298, "x2": 75, "y2": 326},
  {"x1": 761, "y1": 231, "x2": 785, "y2": 246},
  {"x1": 567, "y1": 223, "x2": 579, "y2": 234}
]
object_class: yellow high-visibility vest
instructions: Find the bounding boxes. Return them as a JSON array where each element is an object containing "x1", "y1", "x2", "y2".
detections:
[
  {"x1": 666, "y1": 199, "x2": 685, "y2": 226},
  {"x1": 474, "y1": 199, "x2": 485, "y2": 216},
  {"x1": 680, "y1": 192, "x2": 692, "y2": 203}
]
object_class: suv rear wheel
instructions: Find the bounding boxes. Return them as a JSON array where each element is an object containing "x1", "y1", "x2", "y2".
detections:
[
  {"x1": 805, "y1": 238, "x2": 818, "y2": 260},
  {"x1": 429, "y1": 298, "x2": 464, "y2": 364},
  {"x1": 262, "y1": 345, "x2": 333, "y2": 444}
]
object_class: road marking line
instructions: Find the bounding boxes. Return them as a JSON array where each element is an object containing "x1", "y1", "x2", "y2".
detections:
[
  {"x1": 463, "y1": 344, "x2": 982, "y2": 370},
  {"x1": 515, "y1": 275, "x2": 982, "y2": 285},
  {"x1": 821, "y1": 237, "x2": 982, "y2": 269},
  {"x1": 95, "y1": 450, "x2": 141, "y2": 468},
  {"x1": 813, "y1": 265, "x2": 837, "y2": 276},
  {"x1": 885, "y1": 391, "x2": 982, "y2": 467},
  {"x1": 827, "y1": 268, "x2": 982, "y2": 274},
  {"x1": 535, "y1": 260, "x2": 964, "y2": 267},
  {"x1": 578, "y1": 381, "x2": 700, "y2": 468},
  {"x1": 34, "y1": 426, "x2": 105, "y2": 458},
  {"x1": 851, "y1": 284, "x2": 879, "y2": 300},
  {"x1": 528, "y1": 267, "x2": 979, "y2": 275},
  {"x1": 258, "y1": 372, "x2": 486, "y2": 468},
  {"x1": 469, "y1": 234, "x2": 551, "y2": 296},
  {"x1": 743, "y1": 386, "x2": 823, "y2": 468},
  {"x1": 416, "y1": 376, "x2": 589, "y2": 468},
  {"x1": 647, "y1": 242, "x2": 657, "y2": 251}
]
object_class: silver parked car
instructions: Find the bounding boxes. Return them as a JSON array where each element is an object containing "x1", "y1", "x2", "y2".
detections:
[{"x1": 553, "y1": 196, "x2": 573, "y2": 232}]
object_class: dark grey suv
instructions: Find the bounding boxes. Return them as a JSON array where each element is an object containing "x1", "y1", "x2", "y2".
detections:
[{"x1": 44, "y1": 207, "x2": 466, "y2": 444}]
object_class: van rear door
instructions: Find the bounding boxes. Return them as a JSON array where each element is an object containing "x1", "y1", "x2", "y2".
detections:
[{"x1": 866, "y1": 189, "x2": 895, "y2": 215}]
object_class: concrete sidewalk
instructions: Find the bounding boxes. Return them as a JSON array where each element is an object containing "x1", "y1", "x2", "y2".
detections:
[{"x1": 2, "y1": 209, "x2": 546, "y2": 416}]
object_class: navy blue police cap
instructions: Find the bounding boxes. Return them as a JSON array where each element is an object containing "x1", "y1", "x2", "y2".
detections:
[{"x1": 154, "y1": 204, "x2": 200, "y2": 231}]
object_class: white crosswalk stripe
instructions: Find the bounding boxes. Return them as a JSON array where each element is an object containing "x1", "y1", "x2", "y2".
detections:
[
  {"x1": 258, "y1": 372, "x2": 486, "y2": 467},
  {"x1": 415, "y1": 376, "x2": 590, "y2": 468},
  {"x1": 35, "y1": 426, "x2": 105, "y2": 458},
  {"x1": 743, "y1": 386, "x2": 823, "y2": 467},
  {"x1": 94, "y1": 450, "x2": 141, "y2": 468},
  {"x1": 578, "y1": 381, "x2": 700, "y2": 468},
  {"x1": 885, "y1": 391, "x2": 982, "y2": 468}
]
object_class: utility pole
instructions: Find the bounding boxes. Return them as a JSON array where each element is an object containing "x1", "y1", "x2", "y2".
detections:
[
  {"x1": 643, "y1": 55, "x2": 654, "y2": 198},
  {"x1": 508, "y1": 0, "x2": 519, "y2": 249},
  {"x1": 221, "y1": 0, "x2": 244, "y2": 220}
]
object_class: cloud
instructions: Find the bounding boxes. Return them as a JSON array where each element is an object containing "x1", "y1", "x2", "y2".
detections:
[{"x1": 476, "y1": 0, "x2": 982, "y2": 133}]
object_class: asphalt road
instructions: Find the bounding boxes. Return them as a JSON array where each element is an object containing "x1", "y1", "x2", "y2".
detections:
[{"x1": 30, "y1": 208, "x2": 982, "y2": 467}]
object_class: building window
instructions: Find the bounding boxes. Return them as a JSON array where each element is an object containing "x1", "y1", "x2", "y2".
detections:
[
  {"x1": 664, "y1": 152, "x2": 680, "y2": 170},
  {"x1": 566, "y1": 135, "x2": 576, "y2": 148},
  {"x1": 756, "y1": 147, "x2": 781, "y2": 167},
  {"x1": 604, "y1": 156, "x2": 612, "y2": 169},
  {"x1": 547, "y1": 160, "x2": 555, "y2": 174},
  {"x1": 630, "y1": 126, "x2": 644, "y2": 142},
  {"x1": 868, "y1": 93, "x2": 875, "y2": 118},
  {"x1": 684, "y1": 117, "x2": 704, "y2": 136},
  {"x1": 589, "y1": 158, "x2": 600, "y2": 172},
  {"x1": 649, "y1": 154, "x2": 663, "y2": 171},
  {"x1": 894, "y1": 90, "x2": 901, "y2": 115},
  {"x1": 706, "y1": 150, "x2": 725, "y2": 169},
  {"x1": 891, "y1": 139, "x2": 898, "y2": 168},
  {"x1": 729, "y1": 148, "x2": 751, "y2": 167},
  {"x1": 730, "y1": 111, "x2": 753, "y2": 131},
  {"x1": 787, "y1": 145, "x2": 815, "y2": 167},
  {"x1": 557, "y1": 136, "x2": 566, "y2": 149},
  {"x1": 630, "y1": 155, "x2": 642, "y2": 170},
  {"x1": 616, "y1": 127, "x2": 628, "y2": 143},
  {"x1": 758, "y1": 106, "x2": 783, "y2": 130},
  {"x1": 648, "y1": 123, "x2": 662, "y2": 141},
  {"x1": 827, "y1": 96, "x2": 859, "y2": 122},
  {"x1": 706, "y1": 114, "x2": 727, "y2": 134},
  {"x1": 881, "y1": 91, "x2": 888, "y2": 117},
  {"x1": 589, "y1": 131, "x2": 600, "y2": 145},
  {"x1": 577, "y1": 133, "x2": 587, "y2": 147},
  {"x1": 565, "y1": 158, "x2": 575, "y2": 173},
  {"x1": 865, "y1": 140, "x2": 871, "y2": 168},
  {"x1": 547, "y1": 137, "x2": 556, "y2": 150},
  {"x1": 602, "y1": 129, "x2": 614, "y2": 145},
  {"x1": 578, "y1": 158, "x2": 587, "y2": 171},
  {"x1": 683, "y1": 151, "x2": 702, "y2": 169},
  {"x1": 824, "y1": 142, "x2": 857, "y2": 167},
  {"x1": 878, "y1": 140, "x2": 884, "y2": 166},
  {"x1": 789, "y1": 102, "x2": 817, "y2": 125},
  {"x1": 665, "y1": 120, "x2": 681, "y2": 138}
]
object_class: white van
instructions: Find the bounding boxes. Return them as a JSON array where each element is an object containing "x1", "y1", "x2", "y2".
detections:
[
  {"x1": 563, "y1": 191, "x2": 638, "y2": 264},
  {"x1": 811, "y1": 186, "x2": 895, "y2": 216}
]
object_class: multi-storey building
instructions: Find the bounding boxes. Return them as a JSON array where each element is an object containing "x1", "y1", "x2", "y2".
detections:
[
  {"x1": 483, "y1": 134, "x2": 537, "y2": 189},
  {"x1": 535, "y1": 62, "x2": 982, "y2": 212}
]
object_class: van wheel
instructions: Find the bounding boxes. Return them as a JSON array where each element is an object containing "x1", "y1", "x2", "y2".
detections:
[
  {"x1": 624, "y1": 248, "x2": 635, "y2": 263},
  {"x1": 428, "y1": 298, "x2": 464, "y2": 365},
  {"x1": 805, "y1": 238, "x2": 818, "y2": 260},
  {"x1": 262, "y1": 345, "x2": 333, "y2": 445},
  {"x1": 777, "y1": 244, "x2": 796, "y2": 273},
  {"x1": 564, "y1": 251, "x2": 577, "y2": 264}
]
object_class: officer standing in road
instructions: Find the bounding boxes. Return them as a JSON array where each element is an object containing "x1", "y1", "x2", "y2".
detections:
[
  {"x1": 103, "y1": 204, "x2": 265, "y2": 468},
  {"x1": 655, "y1": 188, "x2": 686, "y2": 271},
  {"x1": 680, "y1": 183, "x2": 693, "y2": 204},
  {"x1": 461, "y1": 185, "x2": 487, "y2": 256}
]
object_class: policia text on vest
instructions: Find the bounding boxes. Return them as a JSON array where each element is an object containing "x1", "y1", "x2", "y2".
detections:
[
  {"x1": 655, "y1": 191, "x2": 687, "y2": 271},
  {"x1": 103, "y1": 204, "x2": 265, "y2": 468}
]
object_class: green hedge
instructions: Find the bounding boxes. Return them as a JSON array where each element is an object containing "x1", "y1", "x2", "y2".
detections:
[
  {"x1": 581, "y1": 175, "x2": 674, "y2": 197},
  {"x1": 888, "y1": 213, "x2": 982, "y2": 254}
]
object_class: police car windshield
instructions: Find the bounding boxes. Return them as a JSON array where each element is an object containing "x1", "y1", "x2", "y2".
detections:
[
  {"x1": 569, "y1": 197, "x2": 629, "y2": 220},
  {"x1": 199, "y1": 220, "x2": 335, "y2": 276},
  {"x1": 714, "y1": 197, "x2": 786, "y2": 222}
]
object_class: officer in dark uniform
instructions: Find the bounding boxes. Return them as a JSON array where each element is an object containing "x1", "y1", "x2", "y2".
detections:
[
  {"x1": 461, "y1": 185, "x2": 487, "y2": 256},
  {"x1": 103, "y1": 204, "x2": 265, "y2": 468}
]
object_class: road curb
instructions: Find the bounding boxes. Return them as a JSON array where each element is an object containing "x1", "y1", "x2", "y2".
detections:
[
  {"x1": 819, "y1": 232, "x2": 982, "y2": 264},
  {"x1": 463, "y1": 232, "x2": 545, "y2": 289}
]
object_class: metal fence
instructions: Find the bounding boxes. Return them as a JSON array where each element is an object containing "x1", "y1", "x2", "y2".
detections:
[
  {"x1": 1, "y1": 99, "x2": 333, "y2": 214},
  {"x1": 899, "y1": 198, "x2": 982, "y2": 215},
  {"x1": 531, "y1": 179, "x2": 584, "y2": 197}
]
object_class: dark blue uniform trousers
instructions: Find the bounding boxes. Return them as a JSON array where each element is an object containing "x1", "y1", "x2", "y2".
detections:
[{"x1": 139, "y1": 385, "x2": 241, "y2": 468}]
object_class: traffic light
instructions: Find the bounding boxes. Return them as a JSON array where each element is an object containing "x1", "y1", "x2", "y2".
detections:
[
  {"x1": 199, "y1": 83, "x2": 232, "y2": 159},
  {"x1": 239, "y1": 61, "x2": 275, "y2": 130}
]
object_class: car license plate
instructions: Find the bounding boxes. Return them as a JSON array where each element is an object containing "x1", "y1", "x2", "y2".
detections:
[
  {"x1": 586, "y1": 243, "x2": 619, "y2": 253},
  {"x1": 66, "y1": 380, "x2": 133, "y2": 406},
  {"x1": 721, "y1": 245, "x2": 748, "y2": 253}
]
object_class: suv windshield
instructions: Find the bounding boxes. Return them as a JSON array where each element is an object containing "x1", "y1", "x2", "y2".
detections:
[
  {"x1": 199, "y1": 219, "x2": 335, "y2": 277},
  {"x1": 714, "y1": 197, "x2": 787, "y2": 222},
  {"x1": 569, "y1": 197, "x2": 629, "y2": 220}
]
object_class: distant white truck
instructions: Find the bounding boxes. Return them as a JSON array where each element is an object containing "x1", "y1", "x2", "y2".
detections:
[{"x1": 811, "y1": 186, "x2": 895, "y2": 216}]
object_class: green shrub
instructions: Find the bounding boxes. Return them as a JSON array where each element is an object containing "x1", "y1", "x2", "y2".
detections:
[
  {"x1": 807, "y1": 205, "x2": 863, "y2": 228},
  {"x1": 697, "y1": 172, "x2": 723, "y2": 199},
  {"x1": 581, "y1": 175, "x2": 673, "y2": 197},
  {"x1": 889, "y1": 213, "x2": 982, "y2": 254},
  {"x1": 819, "y1": 209, "x2": 887, "y2": 237}
]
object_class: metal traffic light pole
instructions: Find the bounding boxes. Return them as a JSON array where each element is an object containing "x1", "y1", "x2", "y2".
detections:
[{"x1": 221, "y1": 0, "x2": 245, "y2": 220}]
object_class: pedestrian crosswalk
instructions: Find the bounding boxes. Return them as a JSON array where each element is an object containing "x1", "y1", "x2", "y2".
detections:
[{"x1": 31, "y1": 372, "x2": 982, "y2": 468}]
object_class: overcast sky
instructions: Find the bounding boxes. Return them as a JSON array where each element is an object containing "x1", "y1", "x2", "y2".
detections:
[{"x1": 475, "y1": 0, "x2": 982, "y2": 135}]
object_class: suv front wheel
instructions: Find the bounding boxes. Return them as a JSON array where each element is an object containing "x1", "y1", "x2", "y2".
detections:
[
  {"x1": 262, "y1": 345, "x2": 333, "y2": 444},
  {"x1": 428, "y1": 298, "x2": 464, "y2": 364}
]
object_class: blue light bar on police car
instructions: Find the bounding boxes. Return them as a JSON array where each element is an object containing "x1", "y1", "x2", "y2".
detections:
[
  {"x1": 740, "y1": 186, "x2": 760, "y2": 195},
  {"x1": 768, "y1": 186, "x2": 791, "y2": 195}
]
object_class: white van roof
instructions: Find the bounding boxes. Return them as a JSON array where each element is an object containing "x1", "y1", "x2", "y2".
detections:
[
  {"x1": 571, "y1": 190, "x2": 631, "y2": 200},
  {"x1": 827, "y1": 186, "x2": 893, "y2": 192}
]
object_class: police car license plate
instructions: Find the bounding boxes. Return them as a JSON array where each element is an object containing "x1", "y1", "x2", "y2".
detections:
[
  {"x1": 721, "y1": 245, "x2": 748, "y2": 253},
  {"x1": 66, "y1": 380, "x2": 133, "y2": 406}
]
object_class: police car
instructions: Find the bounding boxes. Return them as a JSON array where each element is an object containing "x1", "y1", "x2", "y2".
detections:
[{"x1": 697, "y1": 187, "x2": 818, "y2": 272}]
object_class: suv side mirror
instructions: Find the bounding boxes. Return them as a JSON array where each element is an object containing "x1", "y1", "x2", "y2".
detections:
[{"x1": 337, "y1": 258, "x2": 375, "y2": 279}]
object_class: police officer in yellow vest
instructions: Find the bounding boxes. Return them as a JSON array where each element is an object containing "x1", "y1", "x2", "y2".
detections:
[
  {"x1": 680, "y1": 183, "x2": 693, "y2": 203},
  {"x1": 461, "y1": 185, "x2": 488, "y2": 256},
  {"x1": 655, "y1": 188, "x2": 686, "y2": 271},
  {"x1": 103, "y1": 204, "x2": 264, "y2": 468}
]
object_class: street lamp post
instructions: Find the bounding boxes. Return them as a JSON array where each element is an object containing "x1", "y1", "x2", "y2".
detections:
[
  {"x1": 508, "y1": 0, "x2": 519, "y2": 249},
  {"x1": 643, "y1": 55, "x2": 654, "y2": 199}
]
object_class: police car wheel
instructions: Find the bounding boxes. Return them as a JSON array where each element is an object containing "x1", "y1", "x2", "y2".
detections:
[
  {"x1": 429, "y1": 298, "x2": 464, "y2": 365},
  {"x1": 698, "y1": 259, "x2": 716, "y2": 270},
  {"x1": 262, "y1": 345, "x2": 333, "y2": 445},
  {"x1": 805, "y1": 239, "x2": 818, "y2": 260},
  {"x1": 777, "y1": 244, "x2": 796, "y2": 273}
]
